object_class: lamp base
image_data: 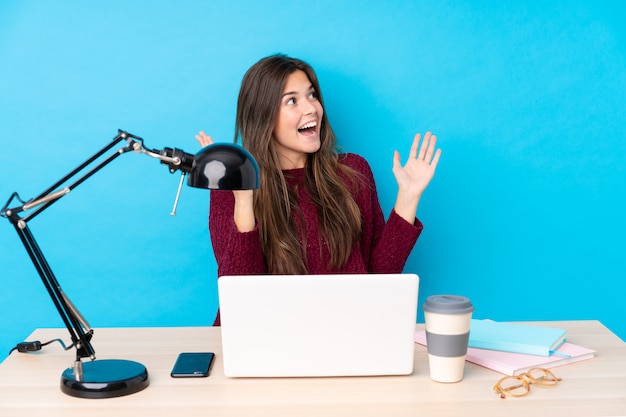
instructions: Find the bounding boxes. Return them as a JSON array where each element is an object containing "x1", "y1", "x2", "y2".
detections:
[{"x1": 60, "y1": 359, "x2": 149, "y2": 399}]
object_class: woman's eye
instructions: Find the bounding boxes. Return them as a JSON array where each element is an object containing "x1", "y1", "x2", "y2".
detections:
[
  {"x1": 309, "y1": 91, "x2": 318, "y2": 99},
  {"x1": 286, "y1": 97, "x2": 295, "y2": 105}
]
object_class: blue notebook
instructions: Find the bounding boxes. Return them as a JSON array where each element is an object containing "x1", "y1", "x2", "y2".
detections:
[{"x1": 469, "y1": 319, "x2": 567, "y2": 356}]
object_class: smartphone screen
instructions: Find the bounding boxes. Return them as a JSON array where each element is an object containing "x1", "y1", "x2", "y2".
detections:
[{"x1": 171, "y1": 352, "x2": 215, "y2": 378}]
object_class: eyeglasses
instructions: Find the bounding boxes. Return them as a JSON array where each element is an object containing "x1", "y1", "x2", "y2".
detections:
[{"x1": 493, "y1": 368, "x2": 562, "y2": 399}]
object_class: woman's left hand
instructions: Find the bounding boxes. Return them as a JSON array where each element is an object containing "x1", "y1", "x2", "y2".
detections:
[{"x1": 392, "y1": 132, "x2": 441, "y2": 222}]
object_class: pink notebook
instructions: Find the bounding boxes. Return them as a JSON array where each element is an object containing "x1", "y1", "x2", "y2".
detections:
[{"x1": 415, "y1": 330, "x2": 595, "y2": 376}]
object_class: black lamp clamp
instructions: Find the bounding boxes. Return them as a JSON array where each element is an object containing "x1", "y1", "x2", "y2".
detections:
[{"x1": 0, "y1": 129, "x2": 259, "y2": 399}]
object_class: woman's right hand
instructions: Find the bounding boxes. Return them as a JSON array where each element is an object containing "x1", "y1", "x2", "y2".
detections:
[
  {"x1": 195, "y1": 130, "x2": 213, "y2": 147},
  {"x1": 195, "y1": 130, "x2": 256, "y2": 232}
]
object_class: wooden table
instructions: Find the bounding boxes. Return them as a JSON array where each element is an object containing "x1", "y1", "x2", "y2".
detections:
[{"x1": 0, "y1": 321, "x2": 624, "y2": 416}]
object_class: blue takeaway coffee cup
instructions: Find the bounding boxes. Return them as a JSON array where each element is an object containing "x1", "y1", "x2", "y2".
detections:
[{"x1": 422, "y1": 295, "x2": 474, "y2": 383}]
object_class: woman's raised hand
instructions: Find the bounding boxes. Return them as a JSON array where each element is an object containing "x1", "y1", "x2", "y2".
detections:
[
  {"x1": 195, "y1": 131, "x2": 214, "y2": 147},
  {"x1": 392, "y1": 132, "x2": 441, "y2": 223}
]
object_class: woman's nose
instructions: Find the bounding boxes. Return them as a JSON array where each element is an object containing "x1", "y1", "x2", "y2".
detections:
[{"x1": 302, "y1": 99, "x2": 316, "y2": 115}]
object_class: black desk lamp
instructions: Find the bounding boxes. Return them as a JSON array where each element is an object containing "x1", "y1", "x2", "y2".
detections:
[{"x1": 0, "y1": 129, "x2": 259, "y2": 399}]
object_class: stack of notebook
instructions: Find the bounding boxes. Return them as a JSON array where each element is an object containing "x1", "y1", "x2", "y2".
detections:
[{"x1": 415, "y1": 319, "x2": 596, "y2": 376}]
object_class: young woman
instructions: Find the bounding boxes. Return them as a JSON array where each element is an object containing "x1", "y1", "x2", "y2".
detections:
[{"x1": 196, "y1": 54, "x2": 441, "y2": 325}]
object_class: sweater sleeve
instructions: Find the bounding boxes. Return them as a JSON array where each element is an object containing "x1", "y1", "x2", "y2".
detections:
[
  {"x1": 369, "y1": 209, "x2": 423, "y2": 273},
  {"x1": 344, "y1": 153, "x2": 423, "y2": 273},
  {"x1": 208, "y1": 190, "x2": 268, "y2": 276}
]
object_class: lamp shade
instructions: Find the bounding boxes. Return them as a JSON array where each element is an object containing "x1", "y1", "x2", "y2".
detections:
[{"x1": 188, "y1": 143, "x2": 259, "y2": 190}]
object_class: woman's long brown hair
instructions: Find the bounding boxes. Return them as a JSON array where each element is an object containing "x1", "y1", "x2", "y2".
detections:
[{"x1": 235, "y1": 54, "x2": 362, "y2": 274}]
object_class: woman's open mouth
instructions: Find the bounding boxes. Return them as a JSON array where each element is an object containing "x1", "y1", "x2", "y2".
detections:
[{"x1": 297, "y1": 121, "x2": 318, "y2": 137}]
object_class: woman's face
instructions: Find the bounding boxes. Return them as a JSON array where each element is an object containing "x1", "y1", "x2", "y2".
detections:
[{"x1": 273, "y1": 70, "x2": 324, "y2": 169}]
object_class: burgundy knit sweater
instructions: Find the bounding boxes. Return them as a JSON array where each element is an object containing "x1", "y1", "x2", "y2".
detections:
[{"x1": 208, "y1": 153, "x2": 423, "y2": 325}]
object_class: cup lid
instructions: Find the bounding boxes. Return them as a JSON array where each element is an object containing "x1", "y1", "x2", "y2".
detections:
[{"x1": 422, "y1": 295, "x2": 474, "y2": 314}]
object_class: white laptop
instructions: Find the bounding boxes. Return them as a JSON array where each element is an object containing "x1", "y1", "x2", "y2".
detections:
[{"x1": 217, "y1": 273, "x2": 419, "y2": 377}]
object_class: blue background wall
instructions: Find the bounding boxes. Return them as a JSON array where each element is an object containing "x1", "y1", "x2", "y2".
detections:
[{"x1": 1, "y1": 1, "x2": 625, "y2": 358}]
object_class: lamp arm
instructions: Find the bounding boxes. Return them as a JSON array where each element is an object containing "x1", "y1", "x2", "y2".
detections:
[
  {"x1": 11, "y1": 220, "x2": 96, "y2": 361},
  {"x1": 28, "y1": 131, "x2": 131, "y2": 208},
  {"x1": 0, "y1": 129, "x2": 195, "y2": 364},
  {"x1": 136, "y1": 147, "x2": 182, "y2": 166},
  {"x1": 2, "y1": 132, "x2": 128, "y2": 222}
]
